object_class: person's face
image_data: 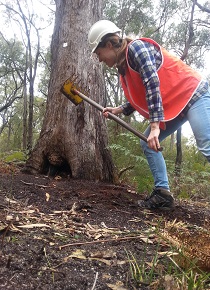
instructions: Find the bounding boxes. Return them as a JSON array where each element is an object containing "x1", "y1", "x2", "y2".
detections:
[{"x1": 94, "y1": 42, "x2": 117, "y2": 67}]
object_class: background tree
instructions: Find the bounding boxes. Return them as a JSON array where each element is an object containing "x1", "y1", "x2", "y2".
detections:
[
  {"x1": 24, "y1": 0, "x2": 115, "y2": 181},
  {"x1": 0, "y1": 0, "x2": 53, "y2": 151},
  {"x1": 0, "y1": 35, "x2": 25, "y2": 139}
]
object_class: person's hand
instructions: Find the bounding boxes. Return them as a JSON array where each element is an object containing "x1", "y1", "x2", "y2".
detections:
[
  {"x1": 102, "y1": 106, "x2": 123, "y2": 118},
  {"x1": 147, "y1": 122, "x2": 161, "y2": 152}
]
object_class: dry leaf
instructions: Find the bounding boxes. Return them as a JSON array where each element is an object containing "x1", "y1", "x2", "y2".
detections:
[
  {"x1": 10, "y1": 224, "x2": 23, "y2": 232},
  {"x1": 140, "y1": 237, "x2": 153, "y2": 244},
  {"x1": 64, "y1": 249, "x2": 87, "y2": 262},
  {"x1": 69, "y1": 203, "x2": 77, "y2": 215},
  {"x1": 158, "y1": 251, "x2": 179, "y2": 257},
  {"x1": 90, "y1": 250, "x2": 116, "y2": 259},
  {"x1": 90, "y1": 257, "x2": 111, "y2": 266},
  {"x1": 86, "y1": 223, "x2": 95, "y2": 230},
  {"x1": 127, "y1": 189, "x2": 137, "y2": 194},
  {"x1": 101, "y1": 222, "x2": 108, "y2": 228},
  {"x1": 54, "y1": 232, "x2": 65, "y2": 237},
  {"x1": 107, "y1": 281, "x2": 127, "y2": 290},
  {"x1": 163, "y1": 274, "x2": 178, "y2": 290},
  {"x1": 17, "y1": 223, "x2": 51, "y2": 228},
  {"x1": 89, "y1": 250, "x2": 125, "y2": 266},
  {"x1": 116, "y1": 260, "x2": 127, "y2": 265},
  {"x1": 5, "y1": 198, "x2": 17, "y2": 204},
  {"x1": 45, "y1": 192, "x2": 50, "y2": 202},
  {"x1": 94, "y1": 233, "x2": 102, "y2": 240},
  {"x1": 0, "y1": 224, "x2": 6, "y2": 231},
  {"x1": 6, "y1": 215, "x2": 14, "y2": 221},
  {"x1": 102, "y1": 273, "x2": 111, "y2": 279},
  {"x1": 18, "y1": 210, "x2": 35, "y2": 214}
]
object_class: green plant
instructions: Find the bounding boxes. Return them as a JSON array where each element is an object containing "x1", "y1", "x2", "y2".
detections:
[
  {"x1": 168, "y1": 254, "x2": 210, "y2": 290},
  {"x1": 106, "y1": 118, "x2": 210, "y2": 200},
  {"x1": 125, "y1": 247, "x2": 159, "y2": 286},
  {"x1": 125, "y1": 246, "x2": 210, "y2": 289},
  {"x1": 1, "y1": 151, "x2": 27, "y2": 162},
  {"x1": 10, "y1": 236, "x2": 19, "y2": 243},
  {"x1": 125, "y1": 219, "x2": 210, "y2": 290}
]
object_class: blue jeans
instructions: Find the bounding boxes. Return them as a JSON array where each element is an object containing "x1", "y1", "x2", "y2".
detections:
[{"x1": 140, "y1": 88, "x2": 210, "y2": 190}]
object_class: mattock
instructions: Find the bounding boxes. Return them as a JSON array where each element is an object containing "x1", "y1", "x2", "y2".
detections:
[{"x1": 60, "y1": 76, "x2": 163, "y2": 151}]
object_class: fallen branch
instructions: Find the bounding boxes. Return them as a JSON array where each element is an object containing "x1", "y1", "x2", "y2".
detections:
[
  {"x1": 118, "y1": 165, "x2": 134, "y2": 178},
  {"x1": 20, "y1": 180, "x2": 49, "y2": 188},
  {"x1": 59, "y1": 235, "x2": 145, "y2": 250}
]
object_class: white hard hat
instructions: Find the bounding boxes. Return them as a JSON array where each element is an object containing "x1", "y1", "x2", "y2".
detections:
[{"x1": 88, "y1": 20, "x2": 121, "y2": 53}]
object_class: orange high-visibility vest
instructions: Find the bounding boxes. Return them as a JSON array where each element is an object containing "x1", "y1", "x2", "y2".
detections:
[{"x1": 120, "y1": 38, "x2": 202, "y2": 129}]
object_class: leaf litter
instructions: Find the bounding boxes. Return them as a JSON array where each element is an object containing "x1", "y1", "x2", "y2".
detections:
[{"x1": 0, "y1": 167, "x2": 210, "y2": 289}]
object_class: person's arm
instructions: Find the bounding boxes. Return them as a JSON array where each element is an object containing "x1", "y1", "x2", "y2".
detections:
[
  {"x1": 128, "y1": 40, "x2": 164, "y2": 151},
  {"x1": 103, "y1": 106, "x2": 123, "y2": 117},
  {"x1": 103, "y1": 102, "x2": 135, "y2": 117},
  {"x1": 128, "y1": 40, "x2": 164, "y2": 123},
  {"x1": 120, "y1": 102, "x2": 136, "y2": 116}
]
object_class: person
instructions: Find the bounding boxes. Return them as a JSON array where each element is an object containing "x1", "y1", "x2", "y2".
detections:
[{"x1": 88, "y1": 19, "x2": 210, "y2": 210}]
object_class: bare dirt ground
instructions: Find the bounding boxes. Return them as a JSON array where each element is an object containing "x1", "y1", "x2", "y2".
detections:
[{"x1": 0, "y1": 163, "x2": 210, "y2": 290}]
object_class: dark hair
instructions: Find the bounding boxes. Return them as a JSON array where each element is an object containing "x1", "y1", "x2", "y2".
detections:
[
  {"x1": 97, "y1": 33, "x2": 122, "y2": 49},
  {"x1": 96, "y1": 33, "x2": 133, "y2": 75}
]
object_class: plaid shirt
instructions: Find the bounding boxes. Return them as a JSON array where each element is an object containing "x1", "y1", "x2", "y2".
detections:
[{"x1": 121, "y1": 39, "x2": 209, "y2": 122}]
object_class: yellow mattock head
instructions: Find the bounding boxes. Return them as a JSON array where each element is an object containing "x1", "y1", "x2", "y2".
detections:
[{"x1": 60, "y1": 77, "x2": 83, "y2": 106}]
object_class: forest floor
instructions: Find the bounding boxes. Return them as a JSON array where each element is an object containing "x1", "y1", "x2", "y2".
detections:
[{"x1": 0, "y1": 162, "x2": 210, "y2": 290}]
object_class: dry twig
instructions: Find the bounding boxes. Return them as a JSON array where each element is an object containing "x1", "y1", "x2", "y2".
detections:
[{"x1": 59, "y1": 235, "x2": 146, "y2": 250}]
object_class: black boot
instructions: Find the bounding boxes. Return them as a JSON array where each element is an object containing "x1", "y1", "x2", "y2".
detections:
[{"x1": 138, "y1": 188, "x2": 175, "y2": 210}]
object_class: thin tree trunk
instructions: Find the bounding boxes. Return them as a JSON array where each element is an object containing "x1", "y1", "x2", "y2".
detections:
[
  {"x1": 170, "y1": 133, "x2": 175, "y2": 151},
  {"x1": 175, "y1": 127, "x2": 182, "y2": 175},
  {"x1": 22, "y1": 73, "x2": 27, "y2": 151}
]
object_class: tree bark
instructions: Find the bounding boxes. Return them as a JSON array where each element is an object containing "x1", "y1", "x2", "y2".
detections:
[
  {"x1": 175, "y1": 127, "x2": 182, "y2": 176},
  {"x1": 24, "y1": 0, "x2": 116, "y2": 182}
]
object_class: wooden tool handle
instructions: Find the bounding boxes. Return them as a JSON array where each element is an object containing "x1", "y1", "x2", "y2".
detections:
[{"x1": 72, "y1": 88, "x2": 163, "y2": 151}]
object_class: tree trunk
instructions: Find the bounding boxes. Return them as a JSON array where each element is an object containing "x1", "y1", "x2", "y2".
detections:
[
  {"x1": 175, "y1": 127, "x2": 182, "y2": 176},
  {"x1": 170, "y1": 133, "x2": 174, "y2": 151},
  {"x1": 22, "y1": 68, "x2": 28, "y2": 151},
  {"x1": 24, "y1": 0, "x2": 116, "y2": 182}
]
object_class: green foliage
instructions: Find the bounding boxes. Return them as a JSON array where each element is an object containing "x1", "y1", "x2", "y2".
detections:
[
  {"x1": 108, "y1": 135, "x2": 153, "y2": 191},
  {"x1": 0, "y1": 35, "x2": 25, "y2": 114},
  {"x1": 0, "y1": 151, "x2": 26, "y2": 162},
  {"x1": 107, "y1": 119, "x2": 154, "y2": 191},
  {"x1": 172, "y1": 162, "x2": 210, "y2": 199},
  {"x1": 107, "y1": 118, "x2": 210, "y2": 199},
  {"x1": 125, "y1": 225, "x2": 210, "y2": 289},
  {"x1": 125, "y1": 248, "x2": 159, "y2": 285},
  {"x1": 104, "y1": 0, "x2": 155, "y2": 36},
  {"x1": 38, "y1": 48, "x2": 51, "y2": 97},
  {"x1": 0, "y1": 95, "x2": 45, "y2": 152}
]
